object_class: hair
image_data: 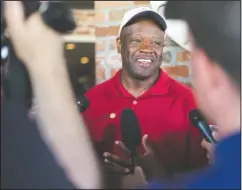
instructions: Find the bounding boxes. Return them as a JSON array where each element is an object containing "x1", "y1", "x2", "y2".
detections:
[{"x1": 165, "y1": 1, "x2": 241, "y2": 88}]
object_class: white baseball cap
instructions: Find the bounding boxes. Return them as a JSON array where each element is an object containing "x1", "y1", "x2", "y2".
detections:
[
  {"x1": 150, "y1": 1, "x2": 191, "y2": 51},
  {"x1": 118, "y1": 7, "x2": 167, "y2": 36}
]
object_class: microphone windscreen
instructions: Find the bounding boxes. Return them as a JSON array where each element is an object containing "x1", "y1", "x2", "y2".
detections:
[
  {"x1": 77, "y1": 96, "x2": 90, "y2": 113},
  {"x1": 189, "y1": 109, "x2": 209, "y2": 126},
  {"x1": 120, "y1": 108, "x2": 142, "y2": 153},
  {"x1": 189, "y1": 109, "x2": 217, "y2": 143}
]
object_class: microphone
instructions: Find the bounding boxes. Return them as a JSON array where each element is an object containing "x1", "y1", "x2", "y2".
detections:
[
  {"x1": 189, "y1": 109, "x2": 217, "y2": 144},
  {"x1": 120, "y1": 108, "x2": 142, "y2": 174},
  {"x1": 76, "y1": 96, "x2": 90, "y2": 113}
]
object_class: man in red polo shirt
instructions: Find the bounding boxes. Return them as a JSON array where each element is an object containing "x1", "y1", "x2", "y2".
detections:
[{"x1": 82, "y1": 7, "x2": 207, "y2": 180}]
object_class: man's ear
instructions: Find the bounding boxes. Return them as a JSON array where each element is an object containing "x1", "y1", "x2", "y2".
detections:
[{"x1": 116, "y1": 37, "x2": 121, "y2": 53}]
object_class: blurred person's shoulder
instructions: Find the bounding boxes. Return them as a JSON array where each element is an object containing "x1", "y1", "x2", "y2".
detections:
[{"x1": 146, "y1": 132, "x2": 241, "y2": 189}]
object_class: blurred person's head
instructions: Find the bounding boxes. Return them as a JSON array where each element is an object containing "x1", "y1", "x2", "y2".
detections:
[
  {"x1": 116, "y1": 7, "x2": 167, "y2": 81},
  {"x1": 165, "y1": 1, "x2": 241, "y2": 138}
]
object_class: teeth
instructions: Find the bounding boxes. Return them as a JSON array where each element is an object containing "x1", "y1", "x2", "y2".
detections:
[
  {"x1": 136, "y1": 59, "x2": 152, "y2": 67},
  {"x1": 137, "y1": 59, "x2": 152, "y2": 63}
]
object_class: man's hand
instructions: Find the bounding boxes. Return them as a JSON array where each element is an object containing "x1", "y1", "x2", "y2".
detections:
[
  {"x1": 103, "y1": 134, "x2": 165, "y2": 180},
  {"x1": 121, "y1": 166, "x2": 148, "y2": 189},
  {"x1": 4, "y1": 2, "x2": 101, "y2": 188},
  {"x1": 4, "y1": 1, "x2": 63, "y2": 69},
  {"x1": 201, "y1": 127, "x2": 218, "y2": 164},
  {"x1": 103, "y1": 134, "x2": 150, "y2": 174}
]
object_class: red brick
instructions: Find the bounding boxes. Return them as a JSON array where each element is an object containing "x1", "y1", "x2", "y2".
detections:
[
  {"x1": 95, "y1": 11, "x2": 107, "y2": 24},
  {"x1": 96, "y1": 56, "x2": 106, "y2": 82},
  {"x1": 75, "y1": 30, "x2": 92, "y2": 35},
  {"x1": 109, "y1": 9, "x2": 129, "y2": 22},
  {"x1": 96, "y1": 56, "x2": 104, "y2": 65},
  {"x1": 96, "y1": 26, "x2": 120, "y2": 37},
  {"x1": 96, "y1": 66, "x2": 105, "y2": 78},
  {"x1": 96, "y1": 67, "x2": 106, "y2": 83},
  {"x1": 87, "y1": 12, "x2": 95, "y2": 17},
  {"x1": 73, "y1": 26, "x2": 94, "y2": 36},
  {"x1": 106, "y1": 53, "x2": 121, "y2": 64},
  {"x1": 108, "y1": 38, "x2": 118, "y2": 51},
  {"x1": 95, "y1": 1, "x2": 134, "y2": 9},
  {"x1": 163, "y1": 65, "x2": 189, "y2": 78},
  {"x1": 111, "y1": 68, "x2": 119, "y2": 77},
  {"x1": 85, "y1": 15, "x2": 95, "y2": 25},
  {"x1": 73, "y1": 10, "x2": 95, "y2": 27},
  {"x1": 134, "y1": 1, "x2": 150, "y2": 6},
  {"x1": 73, "y1": 11, "x2": 88, "y2": 21},
  {"x1": 90, "y1": 28, "x2": 95, "y2": 36},
  {"x1": 177, "y1": 51, "x2": 191, "y2": 62},
  {"x1": 87, "y1": 24, "x2": 95, "y2": 28},
  {"x1": 96, "y1": 39, "x2": 106, "y2": 52}
]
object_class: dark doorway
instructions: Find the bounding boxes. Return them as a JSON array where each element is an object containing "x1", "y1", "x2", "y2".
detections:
[{"x1": 64, "y1": 42, "x2": 95, "y2": 99}]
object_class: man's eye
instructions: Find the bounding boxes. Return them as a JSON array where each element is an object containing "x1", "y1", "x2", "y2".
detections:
[
  {"x1": 152, "y1": 41, "x2": 162, "y2": 46},
  {"x1": 130, "y1": 39, "x2": 141, "y2": 43}
]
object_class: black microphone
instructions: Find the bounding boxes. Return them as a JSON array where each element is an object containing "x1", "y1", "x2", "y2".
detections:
[
  {"x1": 76, "y1": 96, "x2": 90, "y2": 113},
  {"x1": 189, "y1": 109, "x2": 217, "y2": 144},
  {"x1": 120, "y1": 108, "x2": 142, "y2": 174}
]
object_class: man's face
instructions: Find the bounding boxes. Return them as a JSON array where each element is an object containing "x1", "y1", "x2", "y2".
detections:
[
  {"x1": 190, "y1": 40, "x2": 224, "y2": 123},
  {"x1": 190, "y1": 38, "x2": 241, "y2": 138},
  {"x1": 190, "y1": 49, "x2": 209, "y2": 114},
  {"x1": 117, "y1": 19, "x2": 165, "y2": 80}
]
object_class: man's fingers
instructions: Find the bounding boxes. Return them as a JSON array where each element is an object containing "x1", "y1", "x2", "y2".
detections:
[
  {"x1": 115, "y1": 141, "x2": 130, "y2": 156},
  {"x1": 103, "y1": 152, "x2": 131, "y2": 168},
  {"x1": 104, "y1": 159, "x2": 130, "y2": 175},
  {"x1": 201, "y1": 140, "x2": 213, "y2": 154},
  {"x1": 212, "y1": 131, "x2": 219, "y2": 141},
  {"x1": 201, "y1": 139, "x2": 214, "y2": 164},
  {"x1": 142, "y1": 134, "x2": 152, "y2": 155},
  {"x1": 210, "y1": 125, "x2": 220, "y2": 141},
  {"x1": 201, "y1": 139, "x2": 210, "y2": 149},
  {"x1": 4, "y1": 1, "x2": 25, "y2": 34}
]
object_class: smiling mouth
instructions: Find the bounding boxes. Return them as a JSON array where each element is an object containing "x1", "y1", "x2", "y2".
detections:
[{"x1": 136, "y1": 58, "x2": 153, "y2": 68}]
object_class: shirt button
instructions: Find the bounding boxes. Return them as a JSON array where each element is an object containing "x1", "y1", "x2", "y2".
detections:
[
  {"x1": 133, "y1": 100, "x2": 138, "y2": 105},
  {"x1": 109, "y1": 113, "x2": 116, "y2": 119}
]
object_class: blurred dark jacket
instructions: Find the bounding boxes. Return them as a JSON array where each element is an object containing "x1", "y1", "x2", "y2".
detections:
[
  {"x1": 1, "y1": 101, "x2": 76, "y2": 189},
  {"x1": 1, "y1": 47, "x2": 76, "y2": 188},
  {"x1": 146, "y1": 132, "x2": 241, "y2": 189}
]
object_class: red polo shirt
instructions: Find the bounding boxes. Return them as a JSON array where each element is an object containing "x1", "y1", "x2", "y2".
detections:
[{"x1": 82, "y1": 69, "x2": 207, "y2": 175}]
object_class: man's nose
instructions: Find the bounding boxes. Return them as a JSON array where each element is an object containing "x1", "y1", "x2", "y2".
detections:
[{"x1": 139, "y1": 41, "x2": 153, "y2": 53}]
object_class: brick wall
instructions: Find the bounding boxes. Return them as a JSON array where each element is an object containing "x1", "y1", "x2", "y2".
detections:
[
  {"x1": 72, "y1": 9, "x2": 95, "y2": 37},
  {"x1": 64, "y1": 9, "x2": 95, "y2": 43},
  {"x1": 94, "y1": 1, "x2": 192, "y2": 85}
]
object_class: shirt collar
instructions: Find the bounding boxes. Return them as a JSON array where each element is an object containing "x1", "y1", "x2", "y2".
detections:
[{"x1": 112, "y1": 69, "x2": 170, "y2": 98}]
